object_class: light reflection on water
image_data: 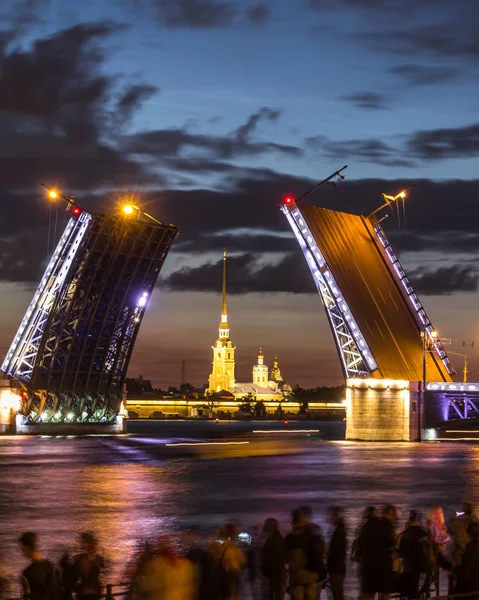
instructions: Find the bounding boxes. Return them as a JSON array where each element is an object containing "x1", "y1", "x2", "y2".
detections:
[{"x1": 1, "y1": 422, "x2": 479, "y2": 596}]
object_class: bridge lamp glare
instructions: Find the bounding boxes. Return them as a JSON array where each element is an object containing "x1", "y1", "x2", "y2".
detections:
[
  {"x1": 137, "y1": 294, "x2": 148, "y2": 307},
  {"x1": 48, "y1": 189, "x2": 58, "y2": 200},
  {"x1": 399, "y1": 191, "x2": 406, "y2": 199},
  {"x1": 123, "y1": 204, "x2": 134, "y2": 215}
]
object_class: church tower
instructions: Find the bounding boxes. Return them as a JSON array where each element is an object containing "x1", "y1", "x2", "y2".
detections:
[
  {"x1": 252, "y1": 348, "x2": 269, "y2": 387},
  {"x1": 270, "y1": 355, "x2": 283, "y2": 382},
  {"x1": 207, "y1": 251, "x2": 235, "y2": 393}
]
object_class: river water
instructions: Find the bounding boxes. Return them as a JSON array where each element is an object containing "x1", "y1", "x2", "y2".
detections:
[{"x1": 1, "y1": 420, "x2": 478, "y2": 597}]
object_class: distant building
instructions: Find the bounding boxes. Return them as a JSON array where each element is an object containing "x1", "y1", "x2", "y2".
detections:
[
  {"x1": 234, "y1": 349, "x2": 291, "y2": 401},
  {"x1": 207, "y1": 251, "x2": 236, "y2": 393},
  {"x1": 207, "y1": 252, "x2": 291, "y2": 401},
  {"x1": 252, "y1": 348, "x2": 268, "y2": 386}
]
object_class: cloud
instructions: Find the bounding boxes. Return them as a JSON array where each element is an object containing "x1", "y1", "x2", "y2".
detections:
[
  {"x1": 139, "y1": 0, "x2": 271, "y2": 28},
  {"x1": 3, "y1": 171, "x2": 479, "y2": 288},
  {"x1": 409, "y1": 265, "x2": 479, "y2": 296},
  {"x1": 154, "y1": 0, "x2": 236, "y2": 28},
  {"x1": 308, "y1": 0, "x2": 469, "y2": 12},
  {"x1": 306, "y1": 135, "x2": 412, "y2": 167},
  {"x1": 406, "y1": 123, "x2": 479, "y2": 161},
  {"x1": 125, "y1": 107, "x2": 302, "y2": 171},
  {"x1": 307, "y1": 122, "x2": 479, "y2": 166},
  {"x1": 116, "y1": 83, "x2": 159, "y2": 125},
  {"x1": 308, "y1": 0, "x2": 479, "y2": 65},
  {"x1": 389, "y1": 64, "x2": 460, "y2": 86},
  {"x1": 0, "y1": 22, "x2": 118, "y2": 120},
  {"x1": 390, "y1": 231, "x2": 479, "y2": 255},
  {"x1": 0, "y1": 22, "x2": 161, "y2": 191},
  {"x1": 309, "y1": 0, "x2": 412, "y2": 9},
  {"x1": 0, "y1": 228, "x2": 49, "y2": 283},
  {"x1": 235, "y1": 107, "x2": 281, "y2": 143},
  {"x1": 356, "y1": 21, "x2": 479, "y2": 62},
  {"x1": 175, "y1": 228, "x2": 297, "y2": 254},
  {"x1": 247, "y1": 3, "x2": 270, "y2": 23},
  {"x1": 340, "y1": 91, "x2": 389, "y2": 110},
  {"x1": 162, "y1": 252, "x2": 315, "y2": 294}
]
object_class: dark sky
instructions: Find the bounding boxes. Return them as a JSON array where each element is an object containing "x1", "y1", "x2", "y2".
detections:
[{"x1": 0, "y1": 0, "x2": 478, "y2": 387}]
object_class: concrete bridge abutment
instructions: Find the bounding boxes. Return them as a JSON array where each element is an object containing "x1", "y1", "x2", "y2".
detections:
[{"x1": 345, "y1": 379, "x2": 421, "y2": 442}]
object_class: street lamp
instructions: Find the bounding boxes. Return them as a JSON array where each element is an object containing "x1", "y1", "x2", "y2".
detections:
[
  {"x1": 41, "y1": 183, "x2": 77, "y2": 212},
  {"x1": 121, "y1": 201, "x2": 163, "y2": 226},
  {"x1": 367, "y1": 186, "x2": 415, "y2": 219},
  {"x1": 420, "y1": 329, "x2": 437, "y2": 441}
]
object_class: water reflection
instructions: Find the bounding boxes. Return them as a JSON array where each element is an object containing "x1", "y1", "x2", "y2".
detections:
[{"x1": 0, "y1": 425, "x2": 477, "y2": 596}]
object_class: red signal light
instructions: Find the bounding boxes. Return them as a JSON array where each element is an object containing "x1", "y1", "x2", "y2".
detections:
[
  {"x1": 284, "y1": 196, "x2": 294, "y2": 206},
  {"x1": 72, "y1": 206, "x2": 81, "y2": 216}
]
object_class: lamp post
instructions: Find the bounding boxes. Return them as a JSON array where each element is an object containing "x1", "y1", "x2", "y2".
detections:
[{"x1": 420, "y1": 329, "x2": 437, "y2": 441}]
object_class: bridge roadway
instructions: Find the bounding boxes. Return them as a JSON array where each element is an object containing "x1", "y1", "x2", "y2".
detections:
[{"x1": 300, "y1": 204, "x2": 451, "y2": 383}]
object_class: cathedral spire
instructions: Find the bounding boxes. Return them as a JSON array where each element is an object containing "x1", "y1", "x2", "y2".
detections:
[
  {"x1": 219, "y1": 250, "x2": 229, "y2": 339},
  {"x1": 208, "y1": 250, "x2": 235, "y2": 394},
  {"x1": 221, "y1": 249, "x2": 227, "y2": 319}
]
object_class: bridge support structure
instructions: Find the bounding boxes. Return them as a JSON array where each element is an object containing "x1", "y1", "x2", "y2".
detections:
[
  {"x1": 1, "y1": 197, "x2": 178, "y2": 432},
  {"x1": 346, "y1": 379, "x2": 421, "y2": 441}
]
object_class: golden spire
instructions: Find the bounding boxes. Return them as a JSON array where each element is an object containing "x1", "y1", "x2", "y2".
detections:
[
  {"x1": 222, "y1": 250, "x2": 227, "y2": 318},
  {"x1": 218, "y1": 250, "x2": 229, "y2": 339}
]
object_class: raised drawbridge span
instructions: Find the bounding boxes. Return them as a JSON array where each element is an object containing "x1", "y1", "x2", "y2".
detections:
[
  {"x1": 1, "y1": 194, "x2": 178, "y2": 429},
  {"x1": 281, "y1": 173, "x2": 478, "y2": 437}
]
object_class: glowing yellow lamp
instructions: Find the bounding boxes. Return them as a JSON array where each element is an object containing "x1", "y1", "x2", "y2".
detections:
[{"x1": 123, "y1": 204, "x2": 134, "y2": 215}]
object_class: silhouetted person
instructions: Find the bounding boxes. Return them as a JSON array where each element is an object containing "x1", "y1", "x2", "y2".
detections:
[
  {"x1": 58, "y1": 551, "x2": 76, "y2": 600},
  {"x1": 136, "y1": 536, "x2": 194, "y2": 600},
  {"x1": 421, "y1": 505, "x2": 451, "y2": 597},
  {"x1": 217, "y1": 521, "x2": 246, "y2": 600},
  {"x1": 0, "y1": 552, "x2": 11, "y2": 600},
  {"x1": 454, "y1": 521, "x2": 479, "y2": 599},
  {"x1": 351, "y1": 507, "x2": 377, "y2": 564},
  {"x1": 357, "y1": 505, "x2": 397, "y2": 600},
  {"x1": 399, "y1": 510, "x2": 433, "y2": 599},
  {"x1": 450, "y1": 502, "x2": 477, "y2": 567},
  {"x1": 73, "y1": 533, "x2": 105, "y2": 600},
  {"x1": 261, "y1": 518, "x2": 286, "y2": 600},
  {"x1": 285, "y1": 508, "x2": 325, "y2": 600},
  {"x1": 19, "y1": 532, "x2": 58, "y2": 600},
  {"x1": 184, "y1": 528, "x2": 221, "y2": 600},
  {"x1": 327, "y1": 507, "x2": 346, "y2": 600}
]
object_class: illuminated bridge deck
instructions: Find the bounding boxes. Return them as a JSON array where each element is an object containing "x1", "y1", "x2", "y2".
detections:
[{"x1": 299, "y1": 204, "x2": 451, "y2": 382}]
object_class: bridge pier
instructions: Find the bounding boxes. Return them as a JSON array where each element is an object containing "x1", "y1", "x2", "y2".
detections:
[
  {"x1": 345, "y1": 379, "x2": 421, "y2": 442},
  {"x1": 0, "y1": 379, "x2": 21, "y2": 434}
]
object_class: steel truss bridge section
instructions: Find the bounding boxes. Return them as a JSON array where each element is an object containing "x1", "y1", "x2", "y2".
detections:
[
  {"x1": 427, "y1": 382, "x2": 479, "y2": 423},
  {"x1": 282, "y1": 199, "x2": 452, "y2": 383},
  {"x1": 281, "y1": 203, "x2": 377, "y2": 378},
  {"x1": 2, "y1": 210, "x2": 178, "y2": 424}
]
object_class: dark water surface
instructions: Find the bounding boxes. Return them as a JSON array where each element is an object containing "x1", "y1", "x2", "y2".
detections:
[{"x1": 1, "y1": 420, "x2": 478, "y2": 596}]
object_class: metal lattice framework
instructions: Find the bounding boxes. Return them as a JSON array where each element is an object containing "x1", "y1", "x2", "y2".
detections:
[
  {"x1": 281, "y1": 203, "x2": 377, "y2": 378},
  {"x1": 427, "y1": 382, "x2": 479, "y2": 422},
  {"x1": 2, "y1": 208, "x2": 178, "y2": 424}
]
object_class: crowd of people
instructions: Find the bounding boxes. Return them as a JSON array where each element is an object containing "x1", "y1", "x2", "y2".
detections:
[{"x1": 2, "y1": 502, "x2": 479, "y2": 600}]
